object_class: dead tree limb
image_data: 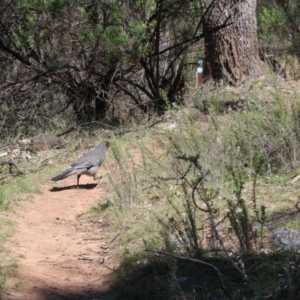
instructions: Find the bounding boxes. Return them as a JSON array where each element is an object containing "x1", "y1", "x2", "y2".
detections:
[
  {"x1": 56, "y1": 124, "x2": 77, "y2": 137},
  {"x1": 0, "y1": 161, "x2": 24, "y2": 180}
]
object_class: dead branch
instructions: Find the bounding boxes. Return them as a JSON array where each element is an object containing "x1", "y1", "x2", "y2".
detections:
[
  {"x1": 56, "y1": 124, "x2": 77, "y2": 137},
  {"x1": 0, "y1": 161, "x2": 24, "y2": 180}
]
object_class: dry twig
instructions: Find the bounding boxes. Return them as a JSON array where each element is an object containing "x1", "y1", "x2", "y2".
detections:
[{"x1": 0, "y1": 161, "x2": 24, "y2": 180}]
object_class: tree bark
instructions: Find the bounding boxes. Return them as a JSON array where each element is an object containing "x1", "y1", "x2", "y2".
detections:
[
  {"x1": 203, "y1": 0, "x2": 262, "y2": 85},
  {"x1": 234, "y1": 0, "x2": 263, "y2": 77}
]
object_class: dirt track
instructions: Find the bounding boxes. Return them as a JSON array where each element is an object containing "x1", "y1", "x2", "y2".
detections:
[{"x1": 2, "y1": 175, "x2": 114, "y2": 300}]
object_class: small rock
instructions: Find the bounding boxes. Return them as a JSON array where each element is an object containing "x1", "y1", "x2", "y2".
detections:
[{"x1": 270, "y1": 229, "x2": 300, "y2": 251}]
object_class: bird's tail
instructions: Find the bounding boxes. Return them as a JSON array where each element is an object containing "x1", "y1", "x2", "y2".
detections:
[{"x1": 51, "y1": 169, "x2": 75, "y2": 182}]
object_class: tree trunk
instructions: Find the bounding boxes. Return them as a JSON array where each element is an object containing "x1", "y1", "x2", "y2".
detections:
[
  {"x1": 234, "y1": 0, "x2": 263, "y2": 77},
  {"x1": 203, "y1": 0, "x2": 262, "y2": 85}
]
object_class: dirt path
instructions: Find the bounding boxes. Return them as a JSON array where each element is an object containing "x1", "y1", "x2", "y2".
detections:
[{"x1": 2, "y1": 175, "x2": 114, "y2": 300}]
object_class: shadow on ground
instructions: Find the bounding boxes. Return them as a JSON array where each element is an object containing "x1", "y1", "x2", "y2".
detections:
[
  {"x1": 49, "y1": 183, "x2": 97, "y2": 192},
  {"x1": 5, "y1": 250, "x2": 300, "y2": 300},
  {"x1": 30, "y1": 288, "x2": 111, "y2": 300},
  {"x1": 102, "y1": 252, "x2": 300, "y2": 300}
]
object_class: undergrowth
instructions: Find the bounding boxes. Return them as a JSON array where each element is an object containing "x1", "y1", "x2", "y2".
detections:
[
  {"x1": 2, "y1": 79, "x2": 300, "y2": 298},
  {"x1": 102, "y1": 82, "x2": 300, "y2": 299}
]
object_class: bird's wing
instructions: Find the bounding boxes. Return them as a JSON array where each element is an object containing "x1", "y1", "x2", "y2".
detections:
[
  {"x1": 70, "y1": 157, "x2": 94, "y2": 169},
  {"x1": 70, "y1": 142, "x2": 106, "y2": 169}
]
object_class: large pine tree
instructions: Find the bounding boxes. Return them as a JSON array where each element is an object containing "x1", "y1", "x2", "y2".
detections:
[{"x1": 203, "y1": 0, "x2": 263, "y2": 85}]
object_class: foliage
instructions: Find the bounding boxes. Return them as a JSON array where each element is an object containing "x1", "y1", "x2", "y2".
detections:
[
  {"x1": 258, "y1": 6, "x2": 287, "y2": 44},
  {"x1": 3, "y1": 1, "x2": 300, "y2": 296},
  {"x1": 276, "y1": 0, "x2": 300, "y2": 63},
  {"x1": 103, "y1": 84, "x2": 300, "y2": 299},
  {"x1": 257, "y1": 0, "x2": 300, "y2": 78},
  {"x1": 0, "y1": 0, "x2": 225, "y2": 138}
]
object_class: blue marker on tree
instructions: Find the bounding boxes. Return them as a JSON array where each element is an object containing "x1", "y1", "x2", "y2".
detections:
[{"x1": 196, "y1": 57, "x2": 205, "y2": 88}]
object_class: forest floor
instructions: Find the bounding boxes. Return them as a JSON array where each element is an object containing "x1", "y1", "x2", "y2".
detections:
[
  {"x1": 2, "y1": 172, "x2": 116, "y2": 300},
  {"x1": 2, "y1": 77, "x2": 300, "y2": 299}
]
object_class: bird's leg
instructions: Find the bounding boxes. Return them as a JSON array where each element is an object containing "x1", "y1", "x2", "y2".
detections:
[
  {"x1": 94, "y1": 174, "x2": 103, "y2": 189},
  {"x1": 76, "y1": 174, "x2": 81, "y2": 189}
]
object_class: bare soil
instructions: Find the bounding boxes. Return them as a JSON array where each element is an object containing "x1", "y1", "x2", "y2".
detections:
[{"x1": 2, "y1": 174, "x2": 115, "y2": 300}]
